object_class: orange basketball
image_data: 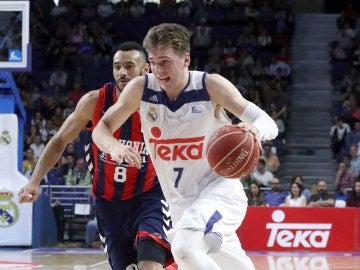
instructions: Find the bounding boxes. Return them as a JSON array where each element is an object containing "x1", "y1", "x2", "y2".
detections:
[{"x1": 206, "y1": 125, "x2": 260, "y2": 178}]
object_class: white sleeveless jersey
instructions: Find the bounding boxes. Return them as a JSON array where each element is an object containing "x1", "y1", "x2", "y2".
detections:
[
  {"x1": 140, "y1": 71, "x2": 232, "y2": 203},
  {"x1": 140, "y1": 72, "x2": 256, "y2": 270}
]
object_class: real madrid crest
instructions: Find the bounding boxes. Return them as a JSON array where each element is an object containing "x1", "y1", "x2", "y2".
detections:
[
  {"x1": 0, "y1": 130, "x2": 11, "y2": 146},
  {"x1": 0, "y1": 189, "x2": 19, "y2": 227},
  {"x1": 147, "y1": 107, "x2": 158, "y2": 122}
]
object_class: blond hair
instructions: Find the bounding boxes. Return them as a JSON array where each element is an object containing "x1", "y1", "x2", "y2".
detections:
[{"x1": 143, "y1": 23, "x2": 190, "y2": 56}]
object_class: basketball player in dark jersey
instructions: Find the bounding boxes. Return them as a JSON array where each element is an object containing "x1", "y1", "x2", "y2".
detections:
[{"x1": 19, "y1": 42, "x2": 173, "y2": 270}]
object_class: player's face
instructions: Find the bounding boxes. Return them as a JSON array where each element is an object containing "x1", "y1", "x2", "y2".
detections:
[
  {"x1": 113, "y1": 50, "x2": 148, "y2": 91},
  {"x1": 147, "y1": 46, "x2": 190, "y2": 93}
]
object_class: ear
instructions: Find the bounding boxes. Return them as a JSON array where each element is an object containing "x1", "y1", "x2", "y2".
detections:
[
  {"x1": 142, "y1": 63, "x2": 150, "y2": 75},
  {"x1": 184, "y1": 52, "x2": 191, "y2": 67}
]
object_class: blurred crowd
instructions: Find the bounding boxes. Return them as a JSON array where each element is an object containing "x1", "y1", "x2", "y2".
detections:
[
  {"x1": 327, "y1": 3, "x2": 360, "y2": 206},
  {"x1": 244, "y1": 3, "x2": 360, "y2": 208}
]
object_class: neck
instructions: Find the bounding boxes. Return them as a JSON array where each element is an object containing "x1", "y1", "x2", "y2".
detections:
[{"x1": 165, "y1": 71, "x2": 190, "y2": 101}]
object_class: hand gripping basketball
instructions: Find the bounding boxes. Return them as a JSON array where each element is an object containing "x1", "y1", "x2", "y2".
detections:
[{"x1": 206, "y1": 125, "x2": 260, "y2": 178}]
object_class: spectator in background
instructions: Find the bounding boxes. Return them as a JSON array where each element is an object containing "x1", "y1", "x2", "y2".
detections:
[
  {"x1": 84, "y1": 195, "x2": 99, "y2": 248},
  {"x1": 271, "y1": 110, "x2": 286, "y2": 147},
  {"x1": 240, "y1": 174, "x2": 255, "y2": 196},
  {"x1": 41, "y1": 96, "x2": 57, "y2": 120},
  {"x1": 50, "y1": 0, "x2": 68, "y2": 17},
  {"x1": 259, "y1": 0, "x2": 274, "y2": 23},
  {"x1": 66, "y1": 157, "x2": 91, "y2": 186},
  {"x1": 284, "y1": 182, "x2": 307, "y2": 207},
  {"x1": 265, "y1": 57, "x2": 291, "y2": 78},
  {"x1": 337, "y1": 100, "x2": 357, "y2": 130},
  {"x1": 346, "y1": 180, "x2": 360, "y2": 207},
  {"x1": 51, "y1": 107, "x2": 65, "y2": 129},
  {"x1": 61, "y1": 153, "x2": 75, "y2": 177},
  {"x1": 256, "y1": 28, "x2": 272, "y2": 52},
  {"x1": 344, "y1": 121, "x2": 360, "y2": 154},
  {"x1": 308, "y1": 180, "x2": 335, "y2": 207},
  {"x1": 47, "y1": 85, "x2": 68, "y2": 106},
  {"x1": 114, "y1": 0, "x2": 130, "y2": 17},
  {"x1": 226, "y1": 1, "x2": 242, "y2": 23},
  {"x1": 348, "y1": 145, "x2": 360, "y2": 178},
  {"x1": 129, "y1": 1, "x2": 145, "y2": 19},
  {"x1": 97, "y1": 0, "x2": 115, "y2": 19},
  {"x1": 26, "y1": 125, "x2": 40, "y2": 148},
  {"x1": 69, "y1": 66, "x2": 87, "y2": 89},
  {"x1": 31, "y1": 111, "x2": 46, "y2": 130},
  {"x1": 78, "y1": 34, "x2": 96, "y2": 60},
  {"x1": 204, "y1": 56, "x2": 221, "y2": 74},
  {"x1": 30, "y1": 135, "x2": 45, "y2": 160},
  {"x1": 261, "y1": 141, "x2": 280, "y2": 173},
  {"x1": 23, "y1": 148, "x2": 37, "y2": 178},
  {"x1": 291, "y1": 175, "x2": 311, "y2": 202},
  {"x1": 251, "y1": 158, "x2": 274, "y2": 187},
  {"x1": 63, "y1": 100, "x2": 76, "y2": 119},
  {"x1": 46, "y1": 163, "x2": 65, "y2": 185},
  {"x1": 336, "y1": 28, "x2": 353, "y2": 53},
  {"x1": 40, "y1": 119, "x2": 58, "y2": 144},
  {"x1": 244, "y1": 1, "x2": 259, "y2": 20},
  {"x1": 341, "y1": 153, "x2": 352, "y2": 171},
  {"x1": 333, "y1": 161, "x2": 355, "y2": 199},
  {"x1": 159, "y1": 0, "x2": 177, "y2": 21},
  {"x1": 68, "y1": 83, "x2": 87, "y2": 104},
  {"x1": 62, "y1": 143, "x2": 78, "y2": 164},
  {"x1": 329, "y1": 40, "x2": 348, "y2": 61},
  {"x1": 221, "y1": 38, "x2": 238, "y2": 69},
  {"x1": 330, "y1": 116, "x2": 351, "y2": 161},
  {"x1": 206, "y1": 40, "x2": 223, "y2": 64},
  {"x1": 49, "y1": 65, "x2": 68, "y2": 88},
  {"x1": 193, "y1": 2, "x2": 210, "y2": 25},
  {"x1": 176, "y1": 1, "x2": 191, "y2": 22},
  {"x1": 247, "y1": 181, "x2": 267, "y2": 206},
  {"x1": 192, "y1": 25, "x2": 212, "y2": 51},
  {"x1": 263, "y1": 177, "x2": 287, "y2": 206},
  {"x1": 85, "y1": 218, "x2": 99, "y2": 248}
]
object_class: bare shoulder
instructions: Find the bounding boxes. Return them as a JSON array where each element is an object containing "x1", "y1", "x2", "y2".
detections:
[
  {"x1": 205, "y1": 73, "x2": 239, "y2": 104},
  {"x1": 205, "y1": 73, "x2": 226, "y2": 87},
  {"x1": 205, "y1": 73, "x2": 234, "y2": 93},
  {"x1": 80, "y1": 89, "x2": 100, "y2": 104}
]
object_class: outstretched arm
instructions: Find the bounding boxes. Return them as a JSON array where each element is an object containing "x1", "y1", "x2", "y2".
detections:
[{"x1": 18, "y1": 91, "x2": 98, "y2": 203}]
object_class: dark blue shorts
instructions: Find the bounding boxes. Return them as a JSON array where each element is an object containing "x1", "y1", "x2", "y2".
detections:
[{"x1": 95, "y1": 185, "x2": 172, "y2": 269}]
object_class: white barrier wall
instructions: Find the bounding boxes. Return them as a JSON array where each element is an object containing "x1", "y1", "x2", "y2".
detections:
[{"x1": 0, "y1": 114, "x2": 32, "y2": 245}]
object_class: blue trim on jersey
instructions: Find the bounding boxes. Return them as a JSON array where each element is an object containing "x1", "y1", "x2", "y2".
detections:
[
  {"x1": 143, "y1": 74, "x2": 210, "y2": 112},
  {"x1": 204, "y1": 210, "x2": 223, "y2": 235}
]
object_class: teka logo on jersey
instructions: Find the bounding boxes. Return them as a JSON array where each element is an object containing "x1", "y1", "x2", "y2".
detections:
[
  {"x1": 266, "y1": 210, "x2": 332, "y2": 248},
  {"x1": 149, "y1": 127, "x2": 204, "y2": 161}
]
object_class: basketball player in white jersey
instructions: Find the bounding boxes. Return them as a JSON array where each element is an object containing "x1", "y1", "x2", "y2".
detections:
[{"x1": 93, "y1": 23, "x2": 278, "y2": 270}]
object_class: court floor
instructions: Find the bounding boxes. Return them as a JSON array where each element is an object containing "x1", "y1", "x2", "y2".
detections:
[{"x1": 0, "y1": 247, "x2": 360, "y2": 270}]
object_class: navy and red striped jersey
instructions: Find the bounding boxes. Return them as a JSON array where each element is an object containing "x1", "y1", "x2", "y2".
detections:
[{"x1": 85, "y1": 83, "x2": 159, "y2": 201}]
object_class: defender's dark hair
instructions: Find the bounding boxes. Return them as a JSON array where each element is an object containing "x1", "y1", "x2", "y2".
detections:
[{"x1": 117, "y1": 41, "x2": 147, "y2": 61}]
